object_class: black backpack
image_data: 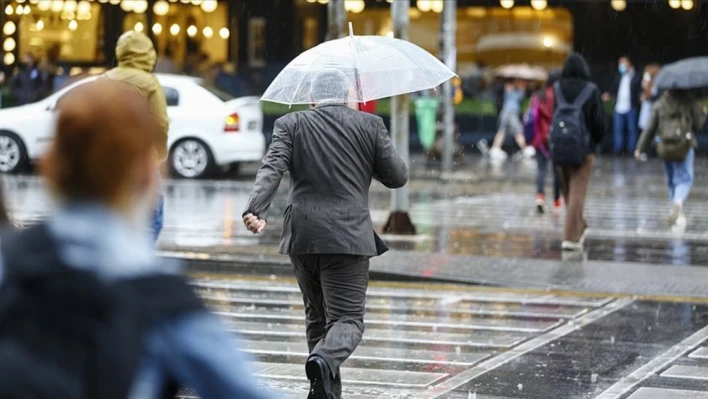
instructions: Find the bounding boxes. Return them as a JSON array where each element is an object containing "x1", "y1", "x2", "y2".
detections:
[
  {"x1": 550, "y1": 82, "x2": 596, "y2": 167},
  {"x1": 0, "y1": 223, "x2": 205, "y2": 399}
]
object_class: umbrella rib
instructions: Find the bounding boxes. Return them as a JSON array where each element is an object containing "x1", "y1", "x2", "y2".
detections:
[
  {"x1": 349, "y1": 37, "x2": 364, "y2": 103},
  {"x1": 288, "y1": 52, "x2": 322, "y2": 107},
  {"x1": 389, "y1": 39, "x2": 454, "y2": 90}
]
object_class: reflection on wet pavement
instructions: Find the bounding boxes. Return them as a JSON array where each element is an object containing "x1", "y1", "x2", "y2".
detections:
[{"x1": 5, "y1": 157, "x2": 708, "y2": 266}]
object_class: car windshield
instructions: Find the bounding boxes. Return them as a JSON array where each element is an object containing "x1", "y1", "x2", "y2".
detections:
[{"x1": 199, "y1": 84, "x2": 234, "y2": 102}]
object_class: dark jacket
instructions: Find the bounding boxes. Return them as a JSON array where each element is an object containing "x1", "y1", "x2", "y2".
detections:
[
  {"x1": 556, "y1": 53, "x2": 607, "y2": 148},
  {"x1": 244, "y1": 104, "x2": 408, "y2": 257},
  {"x1": 610, "y1": 70, "x2": 643, "y2": 110}
]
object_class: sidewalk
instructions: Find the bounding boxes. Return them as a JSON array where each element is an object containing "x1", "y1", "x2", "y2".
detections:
[{"x1": 164, "y1": 244, "x2": 708, "y2": 300}]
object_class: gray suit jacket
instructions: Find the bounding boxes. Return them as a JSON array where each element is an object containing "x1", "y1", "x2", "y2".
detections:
[{"x1": 244, "y1": 104, "x2": 408, "y2": 256}]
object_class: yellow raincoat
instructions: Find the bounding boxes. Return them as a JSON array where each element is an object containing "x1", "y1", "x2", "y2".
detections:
[{"x1": 101, "y1": 31, "x2": 169, "y2": 161}]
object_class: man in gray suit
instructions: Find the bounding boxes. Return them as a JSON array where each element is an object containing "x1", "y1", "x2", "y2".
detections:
[{"x1": 243, "y1": 70, "x2": 408, "y2": 399}]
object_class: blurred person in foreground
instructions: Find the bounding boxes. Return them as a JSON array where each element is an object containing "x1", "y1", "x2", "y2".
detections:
[
  {"x1": 242, "y1": 69, "x2": 408, "y2": 399},
  {"x1": 0, "y1": 80, "x2": 271, "y2": 399},
  {"x1": 635, "y1": 89, "x2": 705, "y2": 228},
  {"x1": 552, "y1": 53, "x2": 607, "y2": 251},
  {"x1": 101, "y1": 30, "x2": 168, "y2": 243},
  {"x1": 528, "y1": 70, "x2": 562, "y2": 214},
  {"x1": 603, "y1": 56, "x2": 642, "y2": 155}
]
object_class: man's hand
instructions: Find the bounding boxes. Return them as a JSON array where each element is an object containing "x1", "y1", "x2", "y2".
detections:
[{"x1": 243, "y1": 213, "x2": 266, "y2": 234}]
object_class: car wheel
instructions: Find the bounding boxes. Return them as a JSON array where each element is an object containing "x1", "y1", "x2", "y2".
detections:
[
  {"x1": 170, "y1": 139, "x2": 214, "y2": 179},
  {"x1": 0, "y1": 132, "x2": 27, "y2": 174}
]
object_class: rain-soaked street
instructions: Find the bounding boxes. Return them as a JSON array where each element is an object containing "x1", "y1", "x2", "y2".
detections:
[{"x1": 8, "y1": 154, "x2": 708, "y2": 398}]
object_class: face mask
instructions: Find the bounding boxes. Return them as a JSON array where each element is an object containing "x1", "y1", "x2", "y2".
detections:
[{"x1": 618, "y1": 64, "x2": 628, "y2": 74}]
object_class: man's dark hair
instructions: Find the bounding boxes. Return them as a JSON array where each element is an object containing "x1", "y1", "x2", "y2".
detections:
[{"x1": 311, "y1": 69, "x2": 349, "y2": 103}]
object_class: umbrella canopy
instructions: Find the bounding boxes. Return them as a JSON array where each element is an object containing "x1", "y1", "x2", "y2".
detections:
[
  {"x1": 494, "y1": 64, "x2": 548, "y2": 81},
  {"x1": 654, "y1": 57, "x2": 708, "y2": 90},
  {"x1": 260, "y1": 30, "x2": 456, "y2": 105}
]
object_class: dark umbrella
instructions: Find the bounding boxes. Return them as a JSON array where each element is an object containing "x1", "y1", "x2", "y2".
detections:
[{"x1": 654, "y1": 57, "x2": 708, "y2": 90}]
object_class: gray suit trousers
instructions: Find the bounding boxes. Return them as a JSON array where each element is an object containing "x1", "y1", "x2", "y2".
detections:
[{"x1": 290, "y1": 254, "x2": 370, "y2": 398}]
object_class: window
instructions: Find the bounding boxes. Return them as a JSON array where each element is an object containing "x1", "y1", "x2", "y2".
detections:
[
  {"x1": 198, "y1": 83, "x2": 234, "y2": 102},
  {"x1": 163, "y1": 86, "x2": 179, "y2": 106},
  {"x1": 248, "y1": 18, "x2": 266, "y2": 68}
]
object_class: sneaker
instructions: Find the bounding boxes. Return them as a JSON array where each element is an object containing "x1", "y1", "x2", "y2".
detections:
[
  {"x1": 536, "y1": 194, "x2": 546, "y2": 214},
  {"x1": 676, "y1": 212, "x2": 687, "y2": 228},
  {"x1": 561, "y1": 240, "x2": 583, "y2": 251},
  {"x1": 668, "y1": 203, "x2": 682, "y2": 226},
  {"x1": 523, "y1": 146, "x2": 536, "y2": 159},
  {"x1": 553, "y1": 198, "x2": 563, "y2": 210},
  {"x1": 489, "y1": 147, "x2": 508, "y2": 161}
]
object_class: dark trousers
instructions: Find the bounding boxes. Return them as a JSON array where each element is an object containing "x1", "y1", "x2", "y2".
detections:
[
  {"x1": 557, "y1": 154, "x2": 595, "y2": 242},
  {"x1": 613, "y1": 108, "x2": 638, "y2": 154},
  {"x1": 290, "y1": 254, "x2": 370, "y2": 399},
  {"x1": 536, "y1": 151, "x2": 561, "y2": 200}
]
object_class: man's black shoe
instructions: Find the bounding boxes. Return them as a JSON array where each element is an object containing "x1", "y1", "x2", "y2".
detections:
[{"x1": 306, "y1": 356, "x2": 333, "y2": 399}]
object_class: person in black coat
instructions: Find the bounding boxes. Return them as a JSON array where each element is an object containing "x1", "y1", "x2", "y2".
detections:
[
  {"x1": 555, "y1": 53, "x2": 608, "y2": 251},
  {"x1": 602, "y1": 56, "x2": 643, "y2": 155}
]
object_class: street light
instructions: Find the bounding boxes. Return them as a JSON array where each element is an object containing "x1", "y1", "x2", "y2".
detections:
[
  {"x1": 416, "y1": 0, "x2": 431, "y2": 12},
  {"x1": 344, "y1": 0, "x2": 365, "y2": 13},
  {"x1": 681, "y1": 0, "x2": 694, "y2": 10},
  {"x1": 4, "y1": 53, "x2": 15, "y2": 66},
  {"x1": 3, "y1": 22, "x2": 15, "y2": 36},
  {"x1": 153, "y1": 0, "x2": 170, "y2": 16},
  {"x1": 201, "y1": 0, "x2": 218, "y2": 12},
  {"x1": 431, "y1": 0, "x2": 443, "y2": 13},
  {"x1": 219, "y1": 27, "x2": 229, "y2": 39},
  {"x1": 4, "y1": 5, "x2": 12, "y2": 15},
  {"x1": 669, "y1": 0, "x2": 681, "y2": 8},
  {"x1": 133, "y1": 0, "x2": 148, "y2": 14},
  {"x1": 203, "y1": 26, "x2": 213, "y2": 38},
  {"x1": 543, "y1": 36, "x2": 554, "y2": 48},
  {"x1": 500, "y1": 0, "x2": 514, "y2": 9},
  {"x1": 52, "y1": 0, "x2": 64, "y2": 13},
  {"x1": 610, "y1": 0, "x2": 626, "y2": 11},
  {"x1": 134, "y1": 22, "x2": 144, "y2": 32},
  {"x1": 169, "y1": 23, "x2": 180, "y2": 36},
  {"x1": 152, "y1": 22, "x2": 163, "y2": 35},
  {"x1": 69, "y1": 20, "x2": 77, "y2": 31},
  {"x1": 531, "y1": 0, "x2": 547, "y2": 11},
  {"x1": 120, "y1": 0, "x2": 133, "y2": 12},
  {"x1": 187, "y1": 25, "x2": 197, "y2": 37}
]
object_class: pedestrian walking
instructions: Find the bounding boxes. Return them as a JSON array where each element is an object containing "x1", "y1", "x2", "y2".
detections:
[
  {"x1": 0, "y1": 80, "x2": 271, "y2": 399},
  {"x1": 243, "y1": 69, "x2": 408, "y2": 399},
  {"x1": 635, "y1": 89, "x2": 704, "y2": 227},
  {"x1": 529, "y1": 70, "x2": 562, "y2": 214},
  {"x1": 489, "y1": 79, "x2": 535, "y2": 160},
  {"x1": 552, "y1": 53, "x2": 607, "y2": 251},
  {"x1": 603, "y1": 56, "x2": 642, "y2": 155},
  {"x1": 12, "y1": 53, "x2": 45, "y2": 105},
  {"x1": 638, "y1": 64, "x2": 661, "y2": 131},
  {"x1": 101, "y1": 31, "x2": 169, "y2": 243}
]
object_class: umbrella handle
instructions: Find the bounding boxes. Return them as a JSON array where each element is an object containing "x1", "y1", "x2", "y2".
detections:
[{"x1": 349, "y1": 22, "x2": 354, "y2": 37}]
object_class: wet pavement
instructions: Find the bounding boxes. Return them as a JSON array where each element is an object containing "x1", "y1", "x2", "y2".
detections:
[{"x1": 181, "y1": 273, "x2": 708, "y2": 399}]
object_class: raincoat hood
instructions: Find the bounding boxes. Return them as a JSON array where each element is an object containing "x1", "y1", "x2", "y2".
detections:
[
  {"x1": 115, "y1": 31, "x2": 156, "y2": 72},
  {"x1": 561, "y1": 53, "x2": 591, "y2": 81}
]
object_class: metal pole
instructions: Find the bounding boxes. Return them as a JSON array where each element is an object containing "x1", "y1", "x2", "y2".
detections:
[
  {"x1": 327, "y1": 0, "x2": 346, "y2": 40},
  {"x1": 441, "y1": 0, "x2": 457, "y2": 171},
  {"x1": 383, "y1": 0, "x2": 415, "y2": 234}
]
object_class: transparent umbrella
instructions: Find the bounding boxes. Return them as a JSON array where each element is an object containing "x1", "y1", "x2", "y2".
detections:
[{"x1": 260, "y1": 24, "x2": 456, "y2": 106}]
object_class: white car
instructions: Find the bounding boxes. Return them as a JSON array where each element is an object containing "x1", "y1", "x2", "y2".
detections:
[{"x1": 0, "y1": 74, "x2": 265, "y2": 179}]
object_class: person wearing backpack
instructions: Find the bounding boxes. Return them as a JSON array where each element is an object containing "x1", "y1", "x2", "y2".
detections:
[
  {"x1": 0, "y1": 80, "x2": 272, "y2": 399},
  {"x1": 530, "y1": 70, "x2": 562, "y2": 214},
  {"x1": 551, "y1": 53, "x2": 607, "y2": 251},
  {"x1": 635, "y1": 89, "x2": 705, "y2": 227}
]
